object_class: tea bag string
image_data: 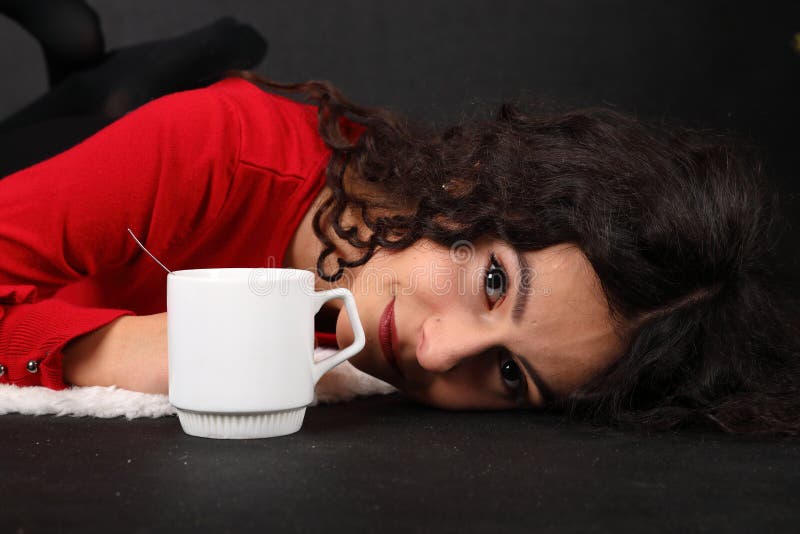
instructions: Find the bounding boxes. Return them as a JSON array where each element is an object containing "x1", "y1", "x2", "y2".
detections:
[{"x1": 127, "y1": 227, "x2": 173, "y2": 274}]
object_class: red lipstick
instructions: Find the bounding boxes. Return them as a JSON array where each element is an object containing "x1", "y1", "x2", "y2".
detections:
[{"x1": 379, "y1": 297, "x2": 403, "y2": 377}]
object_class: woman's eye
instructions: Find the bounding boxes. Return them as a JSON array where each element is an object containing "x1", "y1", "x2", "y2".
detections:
[
  {"x1": 484, "y1": 253, "x2": 507, "y2": 308},
  {"x1": 498, "y1": 354, "x2": 527, "y2": 403}
]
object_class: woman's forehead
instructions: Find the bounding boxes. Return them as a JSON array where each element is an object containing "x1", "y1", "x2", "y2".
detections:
[
  {"x1": 515, "y1": 243, "x2": 623, "y2": 394},
  {"x1": 523, "y1": 243, "x2": 599, "y2": 292}
]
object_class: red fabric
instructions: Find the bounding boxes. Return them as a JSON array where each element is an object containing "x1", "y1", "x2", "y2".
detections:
[
  {"x1": 315, "y1": 331, "x2": 338, "y2": 348},
  {"x1": 0, "y1": 77, "x2": 358, "y2": 389}
]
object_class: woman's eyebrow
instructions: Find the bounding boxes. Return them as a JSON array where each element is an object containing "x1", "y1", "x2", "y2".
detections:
[{"x1": 512, "y1": 249, "x2": 531, "y2": 325}]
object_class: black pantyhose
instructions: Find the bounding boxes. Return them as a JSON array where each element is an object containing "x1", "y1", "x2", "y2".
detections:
[
  {"x1": 0, "y1": 3, "x2": 267, "y2": 177},
  {"x1": 0, "y1": 0, "x2": 106, "y2": 87}
]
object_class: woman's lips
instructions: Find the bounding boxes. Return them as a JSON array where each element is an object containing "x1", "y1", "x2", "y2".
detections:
[{"x1": 379, "y1": 296, "x2": 403, "y2": 378}]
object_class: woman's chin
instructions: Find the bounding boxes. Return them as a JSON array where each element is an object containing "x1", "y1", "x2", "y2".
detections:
[
  {"x1": 348, "y1": 349, "x2": 396, "y2": 385},
  {"x1": 347, "y1": 349, "x2": 375, "y2": 374}
]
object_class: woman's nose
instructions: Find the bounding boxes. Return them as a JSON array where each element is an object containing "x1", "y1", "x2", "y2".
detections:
[{"x1": 414, "y1": 317, "x2": 499, "y2": 374}]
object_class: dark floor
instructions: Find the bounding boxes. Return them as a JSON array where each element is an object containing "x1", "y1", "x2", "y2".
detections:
[{"x1": 2, "y1": 393, "x2": 798, "y2": 533}]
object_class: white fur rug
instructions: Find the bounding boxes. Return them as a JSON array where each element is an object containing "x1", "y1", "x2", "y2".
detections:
[{"x1": 0, "y1": 347, "x2": 397, "y2": 419}]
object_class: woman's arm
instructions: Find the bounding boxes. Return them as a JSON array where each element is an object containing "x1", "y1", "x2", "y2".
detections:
[
  {"x1": 0, "y1": 83, "x2": 238, "y2": 390},
  {"x1": 62, "y1": 312, "x2": 168, "y2": 394}
]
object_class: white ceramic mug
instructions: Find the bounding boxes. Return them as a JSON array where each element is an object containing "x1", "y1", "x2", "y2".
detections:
[{"x1": 167, "y1": 268, "x2": 365, "y2": 439}]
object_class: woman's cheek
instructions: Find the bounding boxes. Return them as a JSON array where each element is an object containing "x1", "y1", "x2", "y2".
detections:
[{"x1": 335, "y1": 304, "x2": 355, "y2": 350}]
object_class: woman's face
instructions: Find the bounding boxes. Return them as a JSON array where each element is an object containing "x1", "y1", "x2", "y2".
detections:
[{"x1": 329, "y1": 238, "x2": 626, "y2": 410}]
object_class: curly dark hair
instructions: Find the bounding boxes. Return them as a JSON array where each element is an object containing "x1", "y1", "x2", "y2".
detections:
[{"x1": 226, "y1": 69, "x2": 800, "y2": 437}]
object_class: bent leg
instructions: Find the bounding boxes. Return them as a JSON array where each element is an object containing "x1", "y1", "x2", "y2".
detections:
[
  {"x1": 0, "y1": 17, "x2": 267, "y2": 132},
  {"x1": 0, "y1": 16, "x2": 267, "y2": 177},
  {"x1": 0, "y1": 0, "x2": 105, "y2": 87},
  {"x1": 0, "y1": 114, "x2": 113, "y2": 178}
]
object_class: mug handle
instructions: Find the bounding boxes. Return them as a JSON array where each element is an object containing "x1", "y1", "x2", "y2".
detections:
[{"x1": 310, "y1": 288, "x2": 366, "y2": 384}]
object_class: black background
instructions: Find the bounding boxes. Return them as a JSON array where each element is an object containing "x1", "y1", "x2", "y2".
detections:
[{"x1": 1, "y1": 0, "x2": 797, "y2": 265}]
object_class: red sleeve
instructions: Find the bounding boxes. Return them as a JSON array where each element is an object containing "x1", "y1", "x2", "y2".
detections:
[
  {"x1": 315, "y1": 331, "x2": 339, "y2": 348},
  {"x1": 0, "y1": 85, "x2": 240, "y2": 389}
]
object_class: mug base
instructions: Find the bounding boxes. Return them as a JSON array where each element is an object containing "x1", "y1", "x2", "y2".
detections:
[{"x1": 175, "y1": 406, "x2": 306, "y2": 439}]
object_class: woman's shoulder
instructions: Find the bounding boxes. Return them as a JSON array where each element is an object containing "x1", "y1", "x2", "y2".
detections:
[
  {"x1": 207, "y1": 76, "x2": 321, "y2": 134},
  {"x1": 209, "y1": 76, "x2": 314, "y2": 110},
  {"x1": 205, "y1": 76, "x2": 331, "y2": 174}
]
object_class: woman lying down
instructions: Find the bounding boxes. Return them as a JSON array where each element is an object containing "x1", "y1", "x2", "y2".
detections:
[{"x1": 0, "y1": 7, "x2": 797, "y2": 438}]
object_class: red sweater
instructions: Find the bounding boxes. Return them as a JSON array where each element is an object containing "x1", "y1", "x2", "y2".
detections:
[{"x1": 0, "y1": 76, "x2": 357, "y2": 390}]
